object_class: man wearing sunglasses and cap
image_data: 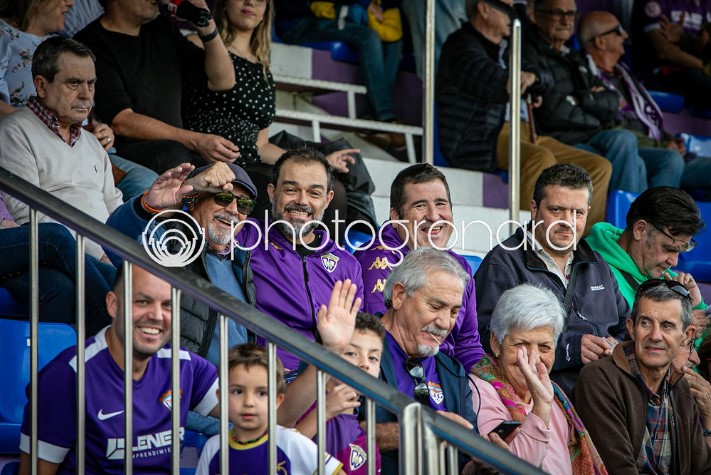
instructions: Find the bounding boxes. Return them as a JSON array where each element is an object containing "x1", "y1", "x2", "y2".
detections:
[
  {"x1": 586, "y1": 186, "x2": 709, "y2": 336},
  {"x1": 107, "y1": 161, "x2": 258, "y2": 364},
  {"x1": 575, "y1": 279, "x2": 711, "y2": 473}
]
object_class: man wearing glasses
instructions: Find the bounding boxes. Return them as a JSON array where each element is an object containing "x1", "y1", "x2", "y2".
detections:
[
  {"x1": 587, "y1": 186, "x2": 710, "y2": 333},
  {"x1": 580, "y1": 11, "x2": 711, "y2": 198},
  {"x1": 108, "y1": 161, "x2": 259, "y2": 364},
  {"x1": 630, "y1": 0, "x2": 711, "y2": 109},
  {"x1": 374, "y1": 248, "x2": 478, "y2": 473},
  {"x1": 575, "y1": 279, "x2": 711, "y2": 473},
  {"x1": 523, "y1": 0, "x2": 662, "y2": 194}
]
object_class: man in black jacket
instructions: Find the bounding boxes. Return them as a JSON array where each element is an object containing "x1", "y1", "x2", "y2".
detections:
[
  {"x1": 475, "y1": 163, "x2": 629, "y2": 395},
  {"x1": 436, "y1": 0, "x2": 611, "y2": 229},
  {"x1": 524, "y1": 0, "x2": 652, "y2": 195}
]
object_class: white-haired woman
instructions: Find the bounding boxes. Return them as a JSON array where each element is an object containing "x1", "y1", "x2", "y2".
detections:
[{"x1": 469, "y1": 284, "x2": 607, "y2": 474}]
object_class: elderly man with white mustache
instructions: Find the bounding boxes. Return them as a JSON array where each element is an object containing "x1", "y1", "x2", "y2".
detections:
[{"x1": 373, "y1": 247, "x2": 479, "y2": 474}]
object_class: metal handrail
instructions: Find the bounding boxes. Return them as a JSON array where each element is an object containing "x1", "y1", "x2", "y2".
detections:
[{"x1": 0, "y1": 167, "x2": 544, "y2": 475}]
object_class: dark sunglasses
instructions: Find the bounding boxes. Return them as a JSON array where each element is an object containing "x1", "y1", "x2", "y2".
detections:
[
  {"x1": 535, "y1": 8, "x2": 577, "y2": 20},
  {"x1": 212, "y1": 192, "x2": 256, "y2": 215},
  {"x1": 405, "y1": 358, "x2": 431, "y2": 406},
  {"x1": 651, "y1": 224, "x2": 697, "y2": 252},
  {"x1": 637, "y1": 279, "x2": 691, "y2": 299},
  {"x1": 596, "y1": 23, "x2": 625, "y2": 38}
]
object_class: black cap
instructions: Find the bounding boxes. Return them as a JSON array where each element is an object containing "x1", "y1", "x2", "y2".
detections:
[{"x1": 188, "y1": 163, "x2": 258, "y2": 199}]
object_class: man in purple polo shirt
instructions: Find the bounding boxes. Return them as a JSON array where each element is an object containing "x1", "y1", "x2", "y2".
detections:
[
  {"x1": 373, "y1": 248, "x2": 478, "y2": 473},
  {"x1": 235, "y1": 148, "x2": 364, "y2": 373},
  {"x1": 18, "y1": 265, "x2": 219, "y2": 475},
  {"x1": 354, "y1": 163, "x2": 483, "y2": 371}
]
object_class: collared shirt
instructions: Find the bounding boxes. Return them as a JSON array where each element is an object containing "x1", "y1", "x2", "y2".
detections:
[
  {"x1": 26, "y1": 96, "x2": 82, "y2": 147},
  {"x1": 526, "y1": 229, "x2": 573, "y2": 287},
  {"x1": 625, "y1": 344, "x2": 673, "y2": 474}
]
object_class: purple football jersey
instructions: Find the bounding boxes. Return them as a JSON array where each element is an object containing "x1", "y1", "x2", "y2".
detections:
[
  {"x1": 197, "y1": 426, "x2": 343, "y2": 475},
  {"x1": 387, "y1": 334, "x2": 447, "y2": 411},
  {"x1": 326, "y1": 413, "x2": 381, "y2": 475},
  {"x1": 20, "y1": 328, "x2": 219, "y2": 474}
]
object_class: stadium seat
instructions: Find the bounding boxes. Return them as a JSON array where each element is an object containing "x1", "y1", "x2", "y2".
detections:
[
  {"x1": 647, "y1": 91, "x2": 685, "y2": 113},
  {"x1": 605, "y1": 190, "x2": 640, "y2": 229},
  {"x1": 681, "y1": 133, "x2": 711, "y2": 158},
  {"x1": 463, "y1": 254, "x2": 483, "y2": 275},
  {"x1": 432, "y1": 106, "x2": 449, "y2": 168},
  {"x1": 0, "y1": 319, "x2": 76, "y2": 454},
  {"x1": 677, "y1": 200, "x2": 711, "y2": 282},
  {"x1": 343, "y1": 228, "x2": 376, "y2": 254}
]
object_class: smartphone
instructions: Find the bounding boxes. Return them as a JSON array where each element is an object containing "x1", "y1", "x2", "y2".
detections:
[{"x1": 490, "y1": 420, "x2": 521, "y2": 439}]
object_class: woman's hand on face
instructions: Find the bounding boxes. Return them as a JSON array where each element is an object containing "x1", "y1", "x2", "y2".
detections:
[{"x1": 516, "y1": 347, "x2": 554, "y2": 404}]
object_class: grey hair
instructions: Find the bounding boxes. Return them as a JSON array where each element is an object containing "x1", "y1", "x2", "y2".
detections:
[
  {"x1": 490, "y1": 284, "x2": 566, "y2": 345},
  {"x1": 631, "y1": 284, "x2": 693, "y2": 329},
  {"x1": 383, "y1": 248, "x2": 470, "y2": 308}
]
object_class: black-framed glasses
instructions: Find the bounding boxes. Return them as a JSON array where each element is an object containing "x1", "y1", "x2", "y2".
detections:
[
  {"x1": 405, "y1": 358, "x2": 431, "y2": 406},
  {"x1": 637, "y1": 279, "x2": 691, "y2": 299},
  {"x1": 535, "y1": 8, "x2": 578, "y2": 20},
  {"x1": 651, "y1": 224, "x2": 697, "y2": 252},
  {"x1": 596, "y1": 23, "x2": 625, "y2": 38},
  {"x1": 212, "y1": 192, "x2": 256, "y2": 215}
]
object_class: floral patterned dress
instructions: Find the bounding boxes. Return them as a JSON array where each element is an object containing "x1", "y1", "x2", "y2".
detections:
[{"x1": 0, "y1": 20, "x2": 49, "y2": 108}]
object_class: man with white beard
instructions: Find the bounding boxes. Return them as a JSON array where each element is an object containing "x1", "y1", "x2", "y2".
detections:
[
  {"x1": 373, "y1": 248, "x2": 478, "y2": 474},
  {"x1": 235, "y1": 148, "x2": 364, "y2": 376},
  {"x1": 107, "y1": 161, "x2": 258, "y2": 364}
]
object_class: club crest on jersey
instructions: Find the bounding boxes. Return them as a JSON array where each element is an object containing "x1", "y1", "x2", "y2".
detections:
[
  {"x1": 349, "y1": 443, "x2": 367, "y2": 471},
  {"x1": 159, "y1": 389, "x2": 183, "y2": 411},
  {"x1": 321, "y1": 253, "x2": 339, "y2": 273},
  {"x1": 428, "y1": 382, "x2": 444, "y2": 405}
]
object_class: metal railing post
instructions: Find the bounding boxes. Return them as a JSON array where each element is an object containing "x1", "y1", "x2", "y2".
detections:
[
  {"x1": 170, "y1": 287, "x2": 182, "y2": 474},
  {"x1": 423, "y1": 0, "x2": 435, "y2": 165},
  {"x1": 122, "y1": 260, "x2": 133, "y2": 475},
  {"x1": 220, "y1": 315, "x2": 230, "y2": 475},
  {"x1": 29, "y1": 210, "x2": 38, "y2": 475},
  {"x1": 400, "y1": 402, "x2": 422, "y2": 474},
  {"x1": 267, "y1": 342, "x2": 278, "y2": 474},
  {"x1": 75, "y1": 235, "x2": 86, "y2": 474},
  {"x1": 509, "y1": 18, "x2": 522, "y2": 234}
]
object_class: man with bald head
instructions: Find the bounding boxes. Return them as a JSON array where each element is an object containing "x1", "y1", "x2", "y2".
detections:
[{"x1": 579, "y1": 11, "x2": 711, "y2": 193}]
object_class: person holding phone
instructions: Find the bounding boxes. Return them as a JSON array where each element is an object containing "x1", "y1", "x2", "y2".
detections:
[{"x1": 470, "y1": 284, "x2": 607, "y2": 474}]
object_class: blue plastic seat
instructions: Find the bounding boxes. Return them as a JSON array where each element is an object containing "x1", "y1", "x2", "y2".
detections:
[
  {"x1": 605, "y1": 190, "x2": 640, "y2": 229},
  {"x1": 462, "y1": 254, "x2": 483, "y2": 276},
  {"x1": 342, "y1": 229, "x2": 376, "y2": 254},
  {"x1": 0, "y1": 319, "x2": 76, "y2": 454},
  {"x1": 647, "y1": 90, "x2": 685, "y2": 113},
  {"x1": 677, "y1": 201, "x2": 711, "y2": 281},
  {"x1": 681, "y1": 133, "x2": 711, "y2": 158}
]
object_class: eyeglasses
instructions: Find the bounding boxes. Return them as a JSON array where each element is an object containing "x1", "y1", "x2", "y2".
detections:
[
  {"x1": 637, "y1": 279, "x2": 691, "y2": 299},
  {"x1": 535, "y1": 8, "x2": 578, "y2": 20},
  {"x1": 651, "y1": 224, "x2": 697, "y2": 252},
  {"x1": 212, "y1": 192, "x2": 256, "y2": 215},
  {"x1": 596, "y1": 24, "x2": 625, "y2": 38},
  {"x1": 405, "y1": 358, "x2": 431, "y2": 406}
]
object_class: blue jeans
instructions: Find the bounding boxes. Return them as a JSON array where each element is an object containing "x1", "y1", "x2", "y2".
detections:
[
  {"x1": 638, "y1": 147, "x2": 684, "y2": 188},
  {"x1": 682, "y1": 156, "x2": 711, "y2": 196},
  {"x1": 281, "y1": 18, "x2": 399, "y2": 122},
  {"x1": 0, "y1": 223, "x2": 116, "y2": 335},
  {"x1": 109, "y1": 153, "x2": 159, "y2": 201},
  {"x1": 575, "y1": 129, "x2": 648, "y2": 193}
]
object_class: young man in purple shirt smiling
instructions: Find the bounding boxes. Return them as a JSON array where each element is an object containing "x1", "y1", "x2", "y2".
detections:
[{"x1": 18, "y1": 265, "x2": 220, "y2": 475}]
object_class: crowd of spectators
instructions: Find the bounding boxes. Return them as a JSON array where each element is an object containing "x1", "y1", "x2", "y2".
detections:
[{"x1": 3, "y1": 0, "x2": 711, "y2": 474}]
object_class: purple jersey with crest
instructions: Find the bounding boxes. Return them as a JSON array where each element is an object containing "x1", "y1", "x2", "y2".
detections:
[
  {"x1": 326, "y1": 413, "x2": 381, "y2": 474},
  {"x1": 19, "y1": 328, "x2": 218, "y2": 474},
  {"x1": 196, "y1": 426, "x2": 343, "y2": 475},
  {"x1": 386, "y1": 334, "x2": 447, "y2": 411}
]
